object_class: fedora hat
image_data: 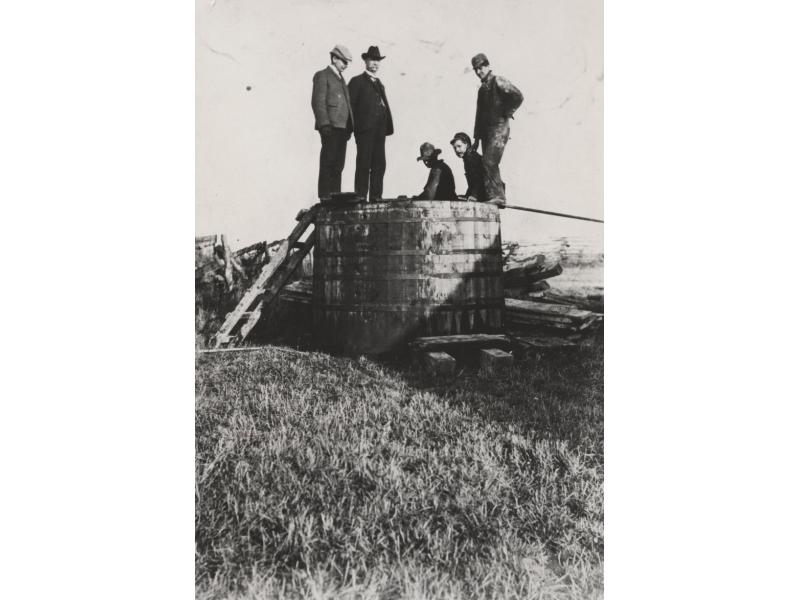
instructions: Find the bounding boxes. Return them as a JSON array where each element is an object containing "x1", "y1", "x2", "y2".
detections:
[
  {"x1": 416, "y1": 142, "x2": 442, "y2": 161},
  {"x1": 361, "y1": 46, "x2": 386, "y2": 61},
  {"x1": 330, "y1": 44, "x2": 353, "y2": 63}
]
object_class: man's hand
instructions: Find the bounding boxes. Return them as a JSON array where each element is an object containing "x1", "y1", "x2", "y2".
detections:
[
  {"x1": 467, "y1": 195, "x2": 477, "y2": 202},
  {"x1": 320, "y1": 125, "x2": 334, "y2": 136}
]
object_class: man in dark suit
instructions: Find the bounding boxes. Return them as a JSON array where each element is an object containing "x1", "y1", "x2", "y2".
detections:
[
  {"x1": 414, "y1": 142, "x2": 457, "y2": 201},
  {"x1": 311, "y1": 44, "x2": 355, "y2": 198},
  {"x1": 348, "y1": 46, "x2": 394, "y2": 201}
]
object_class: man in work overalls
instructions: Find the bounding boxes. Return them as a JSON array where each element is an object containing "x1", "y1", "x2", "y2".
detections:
[{"x1": 471, "y1": 53, "x2": 524, "y2": 207}]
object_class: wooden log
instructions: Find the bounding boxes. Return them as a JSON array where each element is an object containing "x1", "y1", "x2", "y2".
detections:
[
  {"x1": 504, "y1": 280, "x2": 550, "y2": 299},
  {"x1": 410, "y1": 333, "x2": 512, "y2": 352},
  {"x1": 479, "y1": 348, "x2": 514, "y2": 374},
  {"x1": 423, "y1": 351, "x2": 457, "y2": 376},
  {"x1": 503, "y1": 262, "x2": 563, "y2": 287}
]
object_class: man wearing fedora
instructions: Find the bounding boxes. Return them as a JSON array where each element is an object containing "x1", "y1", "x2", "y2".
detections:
[
  {"x1": 413, "y1": 142, "x2": 457, "y2": 201},
  {"x1": 311, "y1": 44, "x2": 355, "y2": 198},
  {"x1": 471, "y1": 53, "x2": 524, "y2": 206},
  {"x1": 348, "y1": 46, "x2": 394, "y2": 201}
]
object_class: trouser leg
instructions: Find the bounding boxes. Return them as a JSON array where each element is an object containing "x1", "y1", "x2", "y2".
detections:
[
  {"x1": 369, "y1": 129, "x2": 386, "y2": 201},
  {"x1": 482, "y1": 121, "x2": 510, "y2": 201},
  {"x1": 331, "y1": 130, "x2": 346, "y2": 193},
  {"x1": 354, "y1": 132, "x2": 374, "y2": 199},
  {"x1": 318, "y1": 129, "x2": 347, "y2": 197}
]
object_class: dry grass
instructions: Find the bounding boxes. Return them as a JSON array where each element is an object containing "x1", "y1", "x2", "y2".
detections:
[{"x1": 195, "y1": 336, "x2": 603, "y2": 599}]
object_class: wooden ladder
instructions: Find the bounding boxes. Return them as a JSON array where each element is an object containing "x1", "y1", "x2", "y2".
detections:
[{"x1": 212, "y1": 205, "x2": 319, "y2": 349}]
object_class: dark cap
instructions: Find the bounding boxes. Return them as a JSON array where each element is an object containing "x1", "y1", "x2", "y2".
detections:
[
  {"x1": 450, "y1": 132, "x2": 472, "y2": 146},
  {"x1": 471, "y1": 53, "x2": 489, "y2": 69}
]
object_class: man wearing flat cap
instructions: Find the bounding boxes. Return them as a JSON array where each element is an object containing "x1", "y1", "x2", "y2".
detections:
[
  {"x1": 348, "y1": 46, "x2": 395, "y2": 201},
  {"x1": 311, "y1": 44, "x2": 355, "y2": 198},
  {"x1": 471, "y1": 53, "x2": 524, "y2": 206},
  {"x1": 414, "y1": 142, "x2": 457, "y2": 201},
  {"x1": 450, "y1": 131, "x2": 487, "y2": 202}
]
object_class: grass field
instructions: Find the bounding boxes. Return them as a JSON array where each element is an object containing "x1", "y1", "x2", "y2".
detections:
[{"x1": 195, "y1": 335, "x2": 603, "y2": 599}]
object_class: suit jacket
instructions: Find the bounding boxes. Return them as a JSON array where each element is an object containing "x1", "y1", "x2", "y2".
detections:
[
  {"x1": 311, "y1": 66, "x2": 354, "y2": 131},
  {"x1": 348, "y1": 73, "x2": 394, "y2": 136}
]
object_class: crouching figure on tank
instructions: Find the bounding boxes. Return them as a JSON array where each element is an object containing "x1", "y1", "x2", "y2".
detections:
[{"x1": 413, "y1": 142, "x2": 457, "y2": 201}]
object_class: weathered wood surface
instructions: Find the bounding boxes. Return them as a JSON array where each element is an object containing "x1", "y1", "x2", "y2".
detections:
[
  {"x1": 540, "y1": 290, "x2": 604, "y2": 313},
  {"x1": 503, "y1": 262, "x2": 563, "y2": 287},
  {"x1": 510, "y1": 335, "x2": 580, "y2": 352},
  {"x1": 410, "y1": 333, "x2": 511, "y2": 352},
  {"x1": 423, "y1": 351, "x2": 457, "y2": 376},
  {"x1": 479, "y1": 348, "x2": 514, "y2": 374},
  {"x1": 506, "y1": 298, "x2": 595, "y2": 318},
  {"x1": 505, "y1": 298, "x2": 601, "y2": 332},
  {"x1": 313, "y1": 201, "x2": 505, "y2": 354}
]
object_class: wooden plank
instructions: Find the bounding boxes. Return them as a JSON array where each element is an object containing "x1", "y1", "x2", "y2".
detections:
[
  {"x1": 540, "y1": 290, "x2": 604, "y2": 313},
  {"x1": 423, "y1": 351, "x2": 457, "y2": 376},
  {"x1": 505, "y1": 298, "x2": 596, "y2": 320},
  {"x1": 479, "y1": 348, "x2": 514, "y2": 373},
  {"x1": 507, "y1": 315, "x2": 600, "y2": 332},
  {"x1": 511, "y1": 335, "x2": 579, "y2": 351},
  {"x1": 410, "y1": 333, "x2": 511, "y2": 352}
]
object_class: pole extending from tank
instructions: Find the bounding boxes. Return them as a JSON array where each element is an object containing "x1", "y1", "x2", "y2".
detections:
[{"x1": 503, "y1": 204, "x2": 604, "y2": 224}]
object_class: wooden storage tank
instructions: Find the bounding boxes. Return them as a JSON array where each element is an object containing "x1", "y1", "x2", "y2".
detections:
[{"x1": 312, "y1": 200, "x2": 504, "y2": 354}]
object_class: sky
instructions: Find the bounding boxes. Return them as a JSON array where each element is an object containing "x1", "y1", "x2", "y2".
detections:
[{"x1": 196, "y1": 0, "x2": 603, "y2": 249}]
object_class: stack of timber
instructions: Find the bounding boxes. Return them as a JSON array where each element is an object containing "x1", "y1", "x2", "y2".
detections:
[
  {"x1": 502, "y1": 234, "x2": 604, "y2": 312},
  {"x1": 505, "y1": 298, "x2": 602, "y2": 332},
  {"x1": 502, "y1": 253, "x2": 563, "y2": 300},
  {"x1": 538, "y1": 289, "x2": 604, "y2": 313}
]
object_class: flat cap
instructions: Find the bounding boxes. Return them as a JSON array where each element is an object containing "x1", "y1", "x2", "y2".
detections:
[
  {"x1": 450, "y1": 132, "x2": 472, "y2": 146},
  {"x1": 471, "y1": 53, "x2": 489, "y2": 69},
  {"x1": 330, "y1": 44, "x2": 353, "y2": 62}
]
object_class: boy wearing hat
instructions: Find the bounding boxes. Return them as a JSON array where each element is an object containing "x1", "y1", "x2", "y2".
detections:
[
  {"x1": 311, "y1": 44, "x2": 355, "y2": 198},
  {"x1": 413, "y1": 142, "x2": 457, "y2": 201},
  {"x1": 471, "y1": 53, "x2": 524, "y2": 206},
  {"x1": 348, "y1": 46, "x2": 395, "y2": 201},
  {"x1": 450, "y1": 132, "x2": 487, "y2": 202}
]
